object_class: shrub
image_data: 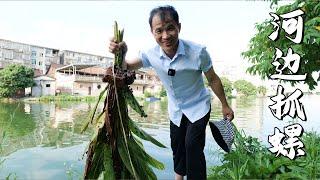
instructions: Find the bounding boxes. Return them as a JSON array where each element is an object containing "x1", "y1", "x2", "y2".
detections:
[
  {"x1": 208, "y1": 129, "x2": 320, "y2": 179},
  {"x1": 220, "y1": 77, "x2": 233, "y2": 98},
  {"x1": 159, "y1": 87, "x2": 167, "y2": 97},
  {"x1": 257, "y1": 86, "x2": 267, "y2": 96},
  {"x1": 233, "y1": 80, "x2": 257, "y2": 97},
  {"x1": 144, "y1": 91, "x2": 152, "y2": 98}
]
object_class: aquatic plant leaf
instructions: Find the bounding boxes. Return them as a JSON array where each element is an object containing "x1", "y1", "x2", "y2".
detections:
[
  {"x1": 125, "y1": 138, "x2": 158, "y2": 180},
  {"x1": 124, "y1": 89, "x2": 147, "y2": 117},
  {"x1": 103, "y1": 143, "x2": 115, "y2": 179},
  {"x1": 86, "y1": 142, "x2": 105, "y2": 179},
  {"x1": 81, "y1": 87, "x2": 107, "y2": 133},
  {"x1": 117, "y1": 138, "x2": 137, "y2": 178},
  {"x1": 129, "y1": 137, "x2": 165, "y2": 170},
  {"x1": 95, "y1": 113, "x2": 105, "y2": 130},
  {"x1": 129, "y1": 118, "x2": 166, "y2": 148}
]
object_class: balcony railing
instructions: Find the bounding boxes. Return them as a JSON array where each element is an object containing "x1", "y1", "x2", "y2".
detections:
[{"x1": 74, "y1": 75, "x2": 102, "y2": 82}]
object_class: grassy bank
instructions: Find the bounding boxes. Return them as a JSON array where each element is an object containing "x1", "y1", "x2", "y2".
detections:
[
  {"x1": 23, "y1": 94, "x2": 154, "y2": 103},
  {"x1": 208, "y1": 129, "x2": 320, "y2": 179},
  {"x1": 23, "y1": 95, "x2": 99, "y2": 102}
]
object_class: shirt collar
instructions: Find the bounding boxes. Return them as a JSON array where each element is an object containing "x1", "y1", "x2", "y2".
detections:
[{"x1": 159, "y1": 39, "x2": 185, "y2": 59}]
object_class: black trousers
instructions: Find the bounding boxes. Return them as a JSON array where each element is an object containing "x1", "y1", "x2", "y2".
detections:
[{"x1": 170, "y1": 110, "x2": 210, "y2": 180}]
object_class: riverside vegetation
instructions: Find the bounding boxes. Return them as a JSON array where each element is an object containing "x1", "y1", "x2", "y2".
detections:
[{"x1": 208, "y1": 128, "x2": 320, "y2": 179}]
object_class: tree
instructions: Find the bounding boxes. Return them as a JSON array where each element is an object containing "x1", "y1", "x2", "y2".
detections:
[
  {"x1": 242, "y1": 0, "x2": 320, "y2": 90},
  {"x1": 234, "y1": 79, "x2": 257, "y2": 97},
  {"x1": 144, "y1": 90, "x2": 153, "y2": 98},
  {"x1": 159, "y1": 87, "x2": 167, "y2": 97},
  {"x1": 220, "y1": 77, "x2": 233, "y2": 98},
  {"x1": 257, "y1": 85, "x2": 267, "y2": 96},
  {"x1": 0, "y1": 64, "x2": 34, "y2": 97},
  {"x1": 204, "y1": 75, "x2": 233, "y2": 98}
]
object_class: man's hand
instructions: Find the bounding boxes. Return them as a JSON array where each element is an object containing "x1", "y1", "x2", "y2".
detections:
[
  {"x1": 109, "y1": 37, "x2": 128, "y2": 55},
  {"x1": 222, "y1": 105, "x2": 234, "y2": 121},
  {"x1": 109, "y1": 37, "x2": 128, "y2": 69}
]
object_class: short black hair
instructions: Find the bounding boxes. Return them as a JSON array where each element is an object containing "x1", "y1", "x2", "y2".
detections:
[{"x1": 149, "y1": 5, "x2": 179, "y2": 29}]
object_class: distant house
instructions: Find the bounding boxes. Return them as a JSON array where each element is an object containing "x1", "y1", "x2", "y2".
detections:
[
  {"x1": 30, "y1": 62, "x2": 163, "y2": 97},
  {"x1": 32, "y1": 76, "x2": 56, "y2": 96},
  {"x1": 30, "y1": 63, "x2": 63, "y2": 97},
  {"x1": 55, "y1": 63, "x2": 107, "y2": 96},
  {"x1": 130, "y1": 69, "x2": 162, "y2": 96}
]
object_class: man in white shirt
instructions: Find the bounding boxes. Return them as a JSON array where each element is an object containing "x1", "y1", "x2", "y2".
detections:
[{"x1": 109, "y1": 5, "x2": 234, "y2": 180}]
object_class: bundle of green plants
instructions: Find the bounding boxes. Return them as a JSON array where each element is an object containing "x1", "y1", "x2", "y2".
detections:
[
  {"x1": 208, "y1": 129, "x2": 320, "y2": 179},
  {"x1": 81, "y1": 22, "x2": 166, "y2": 179}
]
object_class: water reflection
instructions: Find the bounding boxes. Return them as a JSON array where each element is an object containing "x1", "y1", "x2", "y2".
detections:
[
  {"x1": 0, "y1": 95, "x2": 319, "y2": 179},
  {"x1": 0, "y1": 102, "x2": 93, "y2": 157},
  {"x1": 0, "y1": 102, "x2": 36, "y2": 156}
]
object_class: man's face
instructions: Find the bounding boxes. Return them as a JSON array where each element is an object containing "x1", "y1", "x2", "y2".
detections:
[{"x1": 151, "y1": 13, "x2": 181, "y2": 55}]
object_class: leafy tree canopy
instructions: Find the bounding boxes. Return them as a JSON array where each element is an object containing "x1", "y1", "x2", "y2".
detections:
[
  {"x1": 234, "y1": 79, "x2": 257, "y2": 97},
  {"x1": 242, "y1": 0, "x2": 320, "y2": 90},
  {"x1": 257, "y1": 85, "x2": 267, "y2": 95},
  {"x1": 220, "y1": 77, "x2": 233, "y2": 98},
  {"x1": 0, "y1": 64, "x2": 34, "y2": 97}
]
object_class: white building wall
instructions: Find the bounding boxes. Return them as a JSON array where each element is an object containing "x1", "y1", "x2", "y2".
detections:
[
  {"x1": 55, "y1": 73, "x2": 75, "y2": 94},
  {"x1": 91, "y1": 83, "x2": 107, "y2": 96},
  {"x1": 32, "y1": 81, "x2": 42, "y2": 97},
  {"x1": 42, "y1": 80, "x2": 56, "y2": 96},
  {"x1": 32, "y1": 78, "x2": 55, "y2": 97}
]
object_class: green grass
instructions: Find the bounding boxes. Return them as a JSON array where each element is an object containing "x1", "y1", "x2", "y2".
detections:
[
  {"x1": 34, "y1": 94, "x2": 99, "y2": 102},
  {"x1": 208, "y1": 129, "x2": 320, "y2": 179}
]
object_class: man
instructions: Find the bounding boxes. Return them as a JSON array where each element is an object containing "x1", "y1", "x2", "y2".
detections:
[{"x1": 109, "y1": 5, "x2": 234, "y2": 180}]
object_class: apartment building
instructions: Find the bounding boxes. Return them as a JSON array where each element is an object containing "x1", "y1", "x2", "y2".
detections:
[
  {"x1": 0, "y1": 39, "x2": 60, "y2": 73},
  {"x1": 0, "y1": 38, "x2": 112, "y2": 73},
  {"x1": 59, "y1": 50, "x2": 112, "y2": 67}
]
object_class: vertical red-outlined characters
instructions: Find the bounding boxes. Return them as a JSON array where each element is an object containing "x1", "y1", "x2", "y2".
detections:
[{"x1": 267, "y1": 9, "x2": 307, "y2": 159}]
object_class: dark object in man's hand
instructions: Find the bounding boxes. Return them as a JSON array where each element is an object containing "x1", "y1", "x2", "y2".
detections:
[{"x1": 103, "y1": 67, "x2": 136, "y2": 88}]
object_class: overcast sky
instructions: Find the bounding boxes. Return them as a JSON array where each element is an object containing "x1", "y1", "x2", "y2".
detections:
[
  {"x1": 0, "y1": 1, "x2": 292, "y2": 59},
  {"x1": 1, "y1": 1, "x2": 302, "y2": 87}
]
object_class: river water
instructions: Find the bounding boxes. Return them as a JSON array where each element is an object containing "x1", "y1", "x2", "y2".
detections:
[{"x1": 0, "y1": 95, "x2": 319, "y2": 179}]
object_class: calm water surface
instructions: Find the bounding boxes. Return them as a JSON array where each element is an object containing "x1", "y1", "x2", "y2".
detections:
[{"x1": 0, "y1": 95, "x2": 319, "y2": 179}]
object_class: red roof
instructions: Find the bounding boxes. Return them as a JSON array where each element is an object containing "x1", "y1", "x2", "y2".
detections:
[
  {"x1": 34, "y1": 69, "x2": 44, "y2": 77},
  {"x1": 46, "y1": 63, "x2": 65, "y2": 78}
]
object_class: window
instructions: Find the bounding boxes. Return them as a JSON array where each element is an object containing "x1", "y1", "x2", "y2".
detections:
[
  {"x1": 46, "y1": 84, "x2": 50, "y2": 87},
  {"x1": 97, "y1": 84, "x2": 101, "y2": 89},
  {"x1": 31, "y1": 51, "x2": 36, "y2": 57}
]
